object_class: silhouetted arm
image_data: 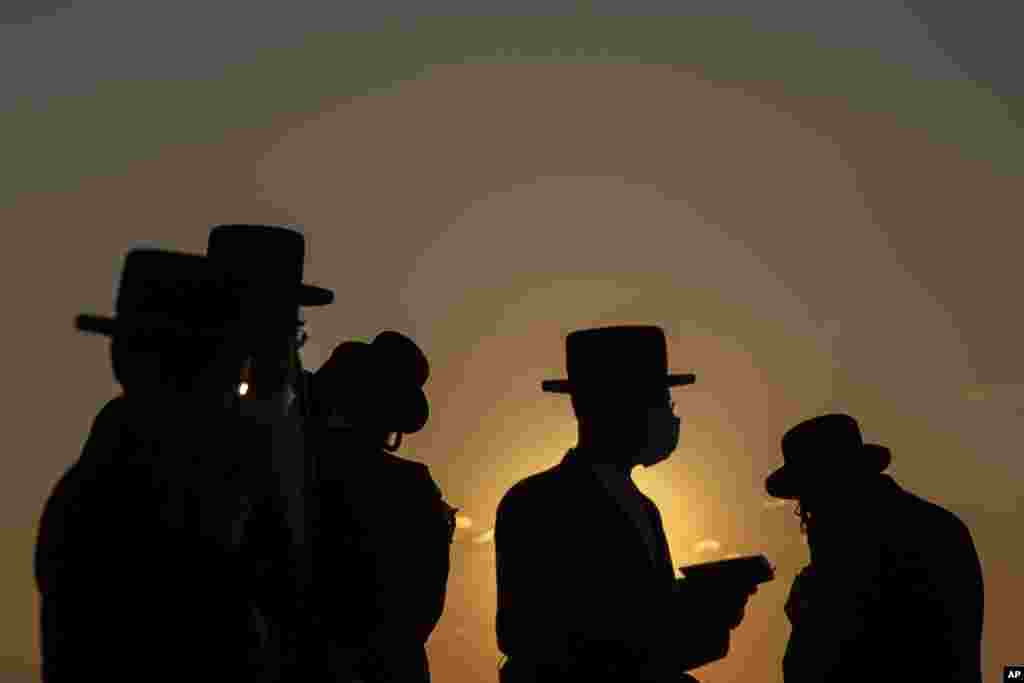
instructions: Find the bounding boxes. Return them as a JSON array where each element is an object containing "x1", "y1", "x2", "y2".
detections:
[
  {"x1": 670, "y1": 580, "x2": 736, "y2": 670},
  {"x1": 406, "y1": 471, "x2": 453, "y2": 642},
  {"x1": 649, "y1": 501, "x2": 734, "y2": 672},
  {"x1": 925, "y1": 520, "x2": 984, "y2": 683},
  {"x1": 495, "y1": 489, "x2": 576, "y2": 663},
  {"x1": 369, "y1": 467, "x2": 452, "y2": 647},
  {"x1": 36, "y1": 397, "x2": 144, "y2": 681},
  {"x1": 35, "y1": 397, "x2": 131, "y2": 594}
]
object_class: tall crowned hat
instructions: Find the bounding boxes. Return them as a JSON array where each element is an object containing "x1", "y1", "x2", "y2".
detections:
[
  {"x1": 206, "y1": 225, "x2": 334, "y2": 309},
  {"x1": 75, "y1": 249, "x2": 246, "y2": 339},
  {"x1": 541, "y1": 325, "x2": 695, "y2": 396}
]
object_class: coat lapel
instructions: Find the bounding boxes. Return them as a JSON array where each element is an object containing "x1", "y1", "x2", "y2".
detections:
[
  {"x1": 560, "y1": 449, "x2": 669, "y2": 573},
  {"x1": 642, "y1": 496, "x2": 677, "y2": 581}
]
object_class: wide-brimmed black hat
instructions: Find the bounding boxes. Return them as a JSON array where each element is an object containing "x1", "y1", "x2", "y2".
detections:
[
  {"x1": 75, "y1": 249, "x2": 247, "y2": 338},
  {"x1": 541, "y1": 325, "x2": 695, "y2": 396},
  {"x1": 314, "y1": 331, "x2": 429, "y2": 434},
  {"x1": 206, "y1": 225, "x2": 334, "y2": 308},
  {"x1": 765, "y1": 413, "x2": 892, "y2": 499}
]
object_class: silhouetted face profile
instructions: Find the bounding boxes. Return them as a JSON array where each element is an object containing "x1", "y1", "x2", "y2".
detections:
[
  {"x1": 110, "y1": 331, "x2": 247, "y2": 408},
  {"x1": 110, "y1": 335, "x2": 163, "y2": 399},
  {"x1": 321, "y1": 382, "x2": 397, "y2": 450},
  {"x1": 796, "y1": 474, "x2": 877, "y2": 560},
  {"x1": 637, "y1": 389, "x2": 682, "y2": 467},
  {"x1": 236, "y1": 317, "x2": 302, "y2": 422},
  {"x1": 574, "y1": 387, "x2": 681, "y2": 468},
  {"x1": 798, "y1": 495, "x2": 836, "y2": 561}
]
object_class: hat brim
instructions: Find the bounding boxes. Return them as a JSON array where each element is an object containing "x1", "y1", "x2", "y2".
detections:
[
  {"x1": 765, "y1": 444, "x2": 892, "y2": 499},
  {"x1": 75, "y1": 313, "x2": 239, "y2": 339},
  {"x1": 300, "y1": 284, "x2": 334, "y2": 307},
  {"x1": 227, "y1": 282, "x2": 333, "y2": 308},
  {"x1": 401, "y1": 388, "x2": 430, "y2": 434},
  {"x1": 75, "y1": 314, "x2": 119, "y2": 336},
  {"x1": 541, "y1": 373, "x2": 696, "y2": 394}
]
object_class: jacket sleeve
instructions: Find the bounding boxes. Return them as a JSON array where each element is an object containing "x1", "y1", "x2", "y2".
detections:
[
  {"x1": 418, "y1": 469, "x2": 455, "y2": 641},
  {"x1": 378, "y1": 465, "x2": 452, "y2": 645},
  {"x1": 920, "y1": 518, "x2": 984, "y2": 683},
  {"x1": 36, "y1": 397, "x2": 136, "y2": 595},
  {"x1": 350, "y1": 462, "x2": 453, "y2": 655},
  {"x1": 36, "y1": 397, "x2": 141, "y2": 681},
  {"x1": 495, "y1": 486, "x2": 575, "y2": 662}
]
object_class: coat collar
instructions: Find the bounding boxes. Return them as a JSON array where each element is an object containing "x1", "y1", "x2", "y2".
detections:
[
  {"x1": 558, "y1": 448, "x2": 672, "y2": 574},
  {"x1": 561, "y1": 445, "x2": 633, "y2": 471}
]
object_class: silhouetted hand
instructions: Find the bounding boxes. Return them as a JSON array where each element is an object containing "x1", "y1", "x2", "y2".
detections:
[
  {"x1": 675, "y1": 578, "x2": 757, "y2": 630},
  {"x1": 721, "y1": 585, "x2": 755, "y2": 629}
]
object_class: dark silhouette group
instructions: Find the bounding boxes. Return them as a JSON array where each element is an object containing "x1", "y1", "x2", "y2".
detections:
[{"x1": 36, "y1": 224, "x2": 985, "y2": 682}]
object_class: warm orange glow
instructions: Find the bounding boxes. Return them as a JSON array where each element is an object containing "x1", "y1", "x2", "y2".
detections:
[
  {"x1": 695, "y1": 538, "x2": 723, "y2": 554},
  {"x1": 472, "y1": 529, "x2": 494, "y2": 545}
]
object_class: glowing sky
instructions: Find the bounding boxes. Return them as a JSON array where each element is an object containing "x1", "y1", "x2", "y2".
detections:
[{"x1": 3, "y1": 3, "x2": 1021, "y2": 681}]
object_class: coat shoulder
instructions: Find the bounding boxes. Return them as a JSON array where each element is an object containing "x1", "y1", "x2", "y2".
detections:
[
  {"x1": 496, "y1": 464, "x2": 568, "y2": 525},
  {"x1": 892, "y1": 484, "x2": 974, "y2": 540},
  {"x1": 81, "y1": 395, "x2": 134, "y2": 456},
  {"x1": 93, "y1": 394, "x2": 127, "y2": 427},
  {"x1": 884, "y1": 482, "x2": 980, "y2": 570},
  {"x1": 379, "y1": 451, "x2": 439, "y2": 494}
]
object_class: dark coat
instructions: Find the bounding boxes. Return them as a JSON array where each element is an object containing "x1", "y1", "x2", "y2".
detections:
[
  {"x1": 309, "y1": 426, "x2": 453, "y2": 683},
  {"x1": 782, "y1": 475, "x2": 984, "y2": 683},
  {"x1": 35, "y1": 396, "x2": 297, "y2": 682},
  {"x1": 495, "y1": 448, "x2": 731, "y2": 683}
]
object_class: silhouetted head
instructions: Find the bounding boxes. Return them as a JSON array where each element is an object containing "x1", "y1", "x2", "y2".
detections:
[
  {"x1": 570, "y1": 386, "x2": 681, "y2": 469},
  {"x1": 206, "y1": 224, "x2": 333, "y2": 420},
  {"x1": 77, "y1": 249, "x2": 250, "y2": 405},
  {"x1": 234, "y1": 326, "x2": 307, "y2": 421},
  {"x1": 766, "y1": 414, "x2": 892, "y2": 536},
  {"x1": 314, "y1": 331, "x2": 430, "y2": 451},
  {"x1": 542, "y1": 326, "x2": 694, "y2": 468}
]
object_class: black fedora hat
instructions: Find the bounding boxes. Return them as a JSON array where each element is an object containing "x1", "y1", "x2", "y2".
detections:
[
  {"x1": 541, "y1": 325, "x2": 695, "y2": 395},
  {"x1": 206, "y1": 225, "x2": 334, "y2": 307},
  {"x1": 75, "y1": 249, "x2": 246, "y2": 338},
  {"x1": 314, "y1": 331, "x2": 430, "y2": 434},
  {"x1": 765, "y1": 413, "x2": 892, "y2": 500}
]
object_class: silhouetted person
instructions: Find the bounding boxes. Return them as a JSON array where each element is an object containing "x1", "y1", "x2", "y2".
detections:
[
  {"x1": 205, "y1": 223, "x2": 335, "y2": 679},
  {"x1": 767, "y1": 414, "x2": 984, "y2": 683},
  {"x1": 495, "y1": 326, "x2": 755, "y2": 683},
  {"x1": 307, "y1": 331, "x2": 455, "y2": 682},
  {"x1": 36, "y1": 249, "x2": 293, "y2": 682}
]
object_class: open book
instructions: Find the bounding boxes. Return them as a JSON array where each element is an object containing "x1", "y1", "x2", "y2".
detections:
[{"x1": 678, "y1": 554, "x2": 776, "y2": 586}]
